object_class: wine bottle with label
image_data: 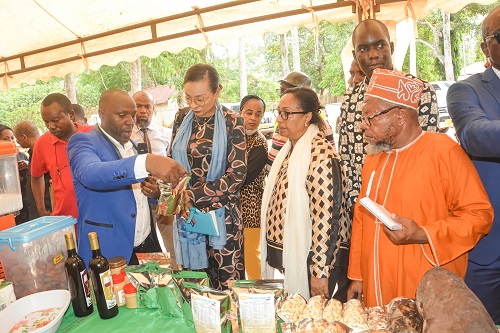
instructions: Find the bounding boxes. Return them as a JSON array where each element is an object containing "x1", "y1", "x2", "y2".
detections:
[
  {"x1": 88, "y1": 232, "x2": 118, "y2": 319},
  {"x1": 64, "y1": 232, "x2": 93, "y2": 317}
]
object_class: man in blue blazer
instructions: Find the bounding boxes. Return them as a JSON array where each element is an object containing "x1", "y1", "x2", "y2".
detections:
[
  {"x1": 447, "y1": 5, "x2": 500, "y2": 324},
  {"x1": 68, "y1": 89, "x2": 186, "y2": 266}
]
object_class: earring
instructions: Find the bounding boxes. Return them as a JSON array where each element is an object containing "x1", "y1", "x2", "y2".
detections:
[{"x1": 304, "y1": 122, "x2": 308, "y2": 127}]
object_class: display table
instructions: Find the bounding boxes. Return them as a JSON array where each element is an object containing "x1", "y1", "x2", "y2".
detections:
[{"x1": 58, "y1": 305, "x2": 196, "y2": 333}]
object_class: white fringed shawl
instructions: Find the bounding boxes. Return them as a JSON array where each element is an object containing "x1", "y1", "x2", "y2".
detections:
[{"x1": 260, "y1": 124, "x2": 319, "y2": 300}]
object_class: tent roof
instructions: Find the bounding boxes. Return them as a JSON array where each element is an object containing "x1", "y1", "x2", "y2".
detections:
[{"x1": 1, "y1": 0, "x2": 496, "y2": 91}]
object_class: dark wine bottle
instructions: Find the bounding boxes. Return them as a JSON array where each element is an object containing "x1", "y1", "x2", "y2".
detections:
[
  {"x1": 64, "y1": 232, "x2": 93, "y2": 317},
  {"x1": 87, "y1": 232, "x2": 118, "y2": 319}
]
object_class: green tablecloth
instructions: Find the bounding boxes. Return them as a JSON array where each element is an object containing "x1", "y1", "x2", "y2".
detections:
[{"x1": 58, "y1": 305, "x2": 196, "y2": 333}]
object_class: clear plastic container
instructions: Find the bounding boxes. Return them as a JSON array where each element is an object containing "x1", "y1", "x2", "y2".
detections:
[
  {"x1": 0, "y1": 141, "x2": 22, "y2": 215},
  {"x1": 0, "y1": 216, "x2": 77, "y2": 298}
]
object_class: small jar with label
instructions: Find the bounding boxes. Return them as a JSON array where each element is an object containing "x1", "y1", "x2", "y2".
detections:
[
  {"x1": 124, "y1": 283, "x2": 138, "y2": 309},
  {"x1": 112, "y1": 273, "x2": 126, "y2": 307},
  {"x1": 109, "y1": 256, "x2": 127, "y2": 276}
]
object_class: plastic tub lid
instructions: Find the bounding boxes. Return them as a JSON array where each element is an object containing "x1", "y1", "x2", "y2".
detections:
[
  {"x1": 0, "y1": 216, "x2": 77, "y2": 251},
  {"x1": 0, "y1": 141, "x2": 17, "y2": 155}
]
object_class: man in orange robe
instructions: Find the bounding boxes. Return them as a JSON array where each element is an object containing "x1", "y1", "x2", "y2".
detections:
[{"x1": 347, "y1": 69, "x2": 493, "y2": 307}]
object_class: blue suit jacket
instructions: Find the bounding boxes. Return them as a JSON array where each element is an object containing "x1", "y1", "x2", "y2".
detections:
[
  {"x1": 68, "y1": 128, "x2": 146, "y2": 266},
  {"x1": 447, "y1": 66, "x2": 500, "y2": 265}
]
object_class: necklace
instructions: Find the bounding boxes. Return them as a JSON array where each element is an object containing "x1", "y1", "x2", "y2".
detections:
[{"x1": 193, "y1": 116, "x2": 213, "y2": 131}]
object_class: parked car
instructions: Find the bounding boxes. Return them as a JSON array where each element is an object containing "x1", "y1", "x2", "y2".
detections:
[
  {"x1": 430, "y1": 81, "x2": 455, "y2": 133},
  {"x1": 259, "y1": 111, "x2": 276, "y2": 139},
  {"x1": 222, "y1": 102, "x2": 240, "y2": 113}
]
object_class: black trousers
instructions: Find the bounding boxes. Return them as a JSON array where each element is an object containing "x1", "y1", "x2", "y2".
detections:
[{"x1": 129, "y1": 231, "x2": 162, "y2": 265}]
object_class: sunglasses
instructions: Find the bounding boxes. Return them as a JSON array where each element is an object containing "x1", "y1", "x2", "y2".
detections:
[{"x1": 485, "y1": 31, "x2": 500, "y2": 44}]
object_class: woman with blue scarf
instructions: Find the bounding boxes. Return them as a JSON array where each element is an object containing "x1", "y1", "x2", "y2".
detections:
[{"x1": 171, "y1": 63, "x2": 247, "y2": 290}]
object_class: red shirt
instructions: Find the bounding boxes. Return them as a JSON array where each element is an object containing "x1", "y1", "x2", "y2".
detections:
[{"x1": 31, "y1": 123, "x2": 93, "y2": 217}]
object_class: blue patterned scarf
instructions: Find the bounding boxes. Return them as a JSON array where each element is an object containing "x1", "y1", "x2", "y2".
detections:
[{"x1": 171, "y1": 102, "x2": 227, "y2": 269}]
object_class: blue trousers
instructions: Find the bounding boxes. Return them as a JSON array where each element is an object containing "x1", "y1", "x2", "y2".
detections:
[{"x1": 465, "y1": 258, "x2": 500, "y2": 325}]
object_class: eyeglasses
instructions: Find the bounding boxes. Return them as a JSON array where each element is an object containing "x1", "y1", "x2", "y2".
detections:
[
  {"x1": 485, "y1": 31, "x2": 500, "y2": 44},
  {"x1": 273, "y1": 108, "x2": 307, "y2": 120},
  {"x1": 361, "y1": 106, "x2": 399, "y2": 127},
  {"x1": 182, "y1": 92, "x2": 214, "y2": 107}
]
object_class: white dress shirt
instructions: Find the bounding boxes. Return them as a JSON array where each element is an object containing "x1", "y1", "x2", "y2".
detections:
[
  {"x1": 99, "y1": 124, "x2": 151, "y2": 246},
  {"x1": 131, "y1": 121, "x2": 172, "y2": 156},
  {"x1": 492, "y1": 65, "x2": 500, "y2": 80}
]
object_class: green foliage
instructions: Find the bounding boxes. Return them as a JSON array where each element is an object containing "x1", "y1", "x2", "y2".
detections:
[
  {"x1": 261, "y1": 33, "x2": 283, "y2": 79},
  {"x1": 209, "y1": 47, "x2": 241, "y2": 103},
  {"x1": 0, "y1": 78, "x2": 63, "y2": 129},
  {"x1": 259, "y1": 20, "x2": 355, "y2": 98},
  {"x1": 141, "y1": 48, "x2": 203, "y2": 90},
  {"x1": 450, "y1": 30, "x2": 462, "y2": 80},
  {"x1": 319, "y1": 20, "x2": 355, "y2": 96}
]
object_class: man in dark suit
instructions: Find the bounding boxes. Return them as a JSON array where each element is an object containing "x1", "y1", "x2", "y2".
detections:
[
  {"x1": 68, "y1": 89, "x2": 186, "y2": 265},
  {"x1": 447, "y1": 5, "x2": 500, "y2": 324}
]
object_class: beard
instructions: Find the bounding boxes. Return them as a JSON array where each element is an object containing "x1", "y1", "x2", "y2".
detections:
[
  {"x1": 366, "y1": 141, "x2": 392, "y2": 155},
  {"x1": 136, "y1": 118, "x2": 149, "y2": 129}
]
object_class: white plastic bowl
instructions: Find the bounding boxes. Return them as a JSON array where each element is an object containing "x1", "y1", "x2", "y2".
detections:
[{"x1": 0, "y1": 289, "x2": 70, "y2": 333}]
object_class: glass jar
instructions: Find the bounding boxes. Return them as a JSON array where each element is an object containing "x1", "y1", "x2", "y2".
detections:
[
  {"x1": 123, "y1": 283, "x2": 138, "y2": 309},
  {"x1": 108, "y1": 256, "x2": 126, "y2": 276}
]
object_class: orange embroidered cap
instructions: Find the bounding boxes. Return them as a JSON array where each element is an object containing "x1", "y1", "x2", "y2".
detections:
[{"x1": 365, "y1": 69, "x2": 423, "y2": 111}]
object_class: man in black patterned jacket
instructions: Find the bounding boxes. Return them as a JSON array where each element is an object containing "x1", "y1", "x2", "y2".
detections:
[{"x1": 339, "y1": 19, "x2": 439, "y2": 210}]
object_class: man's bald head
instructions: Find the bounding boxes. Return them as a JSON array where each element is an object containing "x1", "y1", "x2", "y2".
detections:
[
  {"x1": 98, "y1": 89, "x2": 137, "y2": 145},
  {"x1": 99, "y1": 89, "x2": 131, "y2": 110},
  {"x1": 132, "y1": 90, "x2": 154, "y2": 103},
  {"x1": 14, "y1": 121, "x2": 40, "y2": 149},
  {"x1": 480, "y1": 6, "x2": 500, "y2": 71},
  {"x1": 351, "y1": 19, "x2": 394, "y2": 79},
  {"x1": 482, "y1": 6, "x2": 500, "y2": 40},
  {"x1": 14, "y1": 121, "x2": 39, "y2": 138},
  {"x1": 133, "y1": 91, "x2": 155, "y2": 128},
  {"x1": 352, "y1": 19, "x2": 391, "y2": 47}
]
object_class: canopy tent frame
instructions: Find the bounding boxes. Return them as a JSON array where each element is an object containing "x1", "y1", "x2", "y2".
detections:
[
  {"x1": 0, "y1": 0, "x2": 407, "y2": 80},
  {"x1": 1, "y1": 0, "x2": 496, "y2": 90}
]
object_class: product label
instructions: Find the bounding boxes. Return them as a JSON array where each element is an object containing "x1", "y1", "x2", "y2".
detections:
[
  {"x1": 53, "y1": 253, "x2": 64, "y2": 265},
  {"x1": 99, "y1": 270, "x2": 116, "y2": 309},
  {"x1": 191, "y1": 294, "x2": 221, "y2": 333},
  {"x1": 238, "y1": 293, "x2": 276, "y2": 333},
  {"x1": 80, "y1": 270, "x2": 92, "y2": 307},
  {"x1": 117, "y1": 290, "x2": 125, "y2": 305}
]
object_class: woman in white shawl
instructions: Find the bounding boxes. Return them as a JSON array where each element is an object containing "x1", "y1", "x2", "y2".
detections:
[{"x1": 261, "y1": 87, "x2": 351, "y2": 300}]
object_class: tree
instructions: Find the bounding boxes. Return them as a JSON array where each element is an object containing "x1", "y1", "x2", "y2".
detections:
[
  {"x1": 130, "y1": 58, "x2": 142, "y2": 93},
  {"x1": 291, "y1": 26, "x2": 301, "y2": 71},
  {"x1": 0, "y1": 78, "x2": 63, "y2": 129},
  {"x1": 411, "y1": 1, "x2": 500, "y2": 81},
  {"x1": 64, "y1": 74, "x2": 77, "y2": 103},
  {"x1": 280, "y1": 34, "x2": 290, "y2": 76},
  {"x1": 141, "y1": 48, "x2": 203, "y2": 90},
  {"x1": 319, "y1": 20, "x2": 356, "y2": 97},
  {"x1": 238, "y1": 37, "x2": 248, "y2": 99},
  {"x1": 442, "y1": 11, "x2": 454, "y2": 80}
]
